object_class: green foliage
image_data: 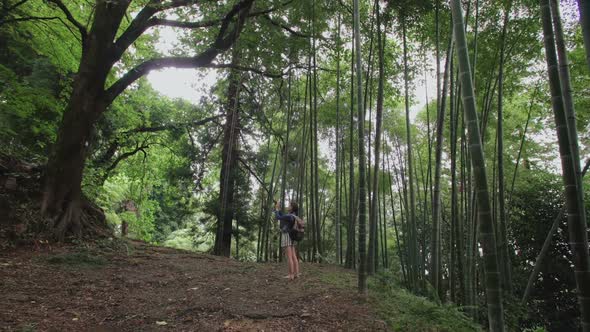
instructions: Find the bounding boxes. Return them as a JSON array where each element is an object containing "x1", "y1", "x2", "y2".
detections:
[
  {"x1": 0, "y1": 32, "x2": 66, "y2": 159},
  {"x1": 569, "y1": 28, "x2": 590, "y2": 156},
  {"x1": 320, "y1": 268, "x2": 480, "y2": 331},
  {"x1": 97, "y1": 173, "x2": 157, "y2": 242},
  {"x1": 369, "y1": 271, "x2": 480, "y2": 332},
  {"x1": 163, "y1": 228, "x2": 196, "y2": 251},
  {"x1": 522, "y1": 328, "x2": 547, "y2": 332},
  {"x1": 510, "y1": 167, "x2": 590, "y2": 331}
]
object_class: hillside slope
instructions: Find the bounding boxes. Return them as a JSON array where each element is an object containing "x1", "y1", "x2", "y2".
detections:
[
  {"x1": 1, "y1": 241, "x2": 386, "y2": 331},
  {"x1": 1, "y1": 241, "x2": 479, "y2": 331}
]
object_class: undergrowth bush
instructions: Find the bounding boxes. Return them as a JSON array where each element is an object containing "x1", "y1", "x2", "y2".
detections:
[{"x1": 370, "y1": 271, "x2": 480, "y2": 331}]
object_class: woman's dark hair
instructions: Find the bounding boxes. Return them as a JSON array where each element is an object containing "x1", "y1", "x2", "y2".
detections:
[{"x1": 290, "y1": 201, "x2": 299, "y2": 215}]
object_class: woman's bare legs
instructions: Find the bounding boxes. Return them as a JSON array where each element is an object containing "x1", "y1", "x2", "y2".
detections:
[
  {"x1": 293, "y1": 246, "x2": 300, "y2": 277},
  {"x1": 285, "y1": 246, "x2": 294, "y2": 279},
  {"x1": 290, "y1": 247, "x2": 297, "y2": 279}
]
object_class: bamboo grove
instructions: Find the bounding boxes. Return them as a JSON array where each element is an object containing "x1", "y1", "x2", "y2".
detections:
[
  {"x1": 236, "y1": 0, "x2": 590, "y2": 330},
  {"x1": 1, "y1": 0, "x2": 590, "y2": 330}
]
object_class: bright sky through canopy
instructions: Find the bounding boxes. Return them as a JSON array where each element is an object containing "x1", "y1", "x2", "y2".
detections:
[{"x1": 148, "y1": 27, "x2": 434, "y2": 121}]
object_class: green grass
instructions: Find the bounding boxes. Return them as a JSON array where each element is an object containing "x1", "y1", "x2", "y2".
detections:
[
  {"x1": 43, "y1": 251, "x2": 107, "y2": 267},
  {"x1": 17, "y1": 323, "x2": 36, "y2": 332},
  {"x1": 321, "y1": 268, "x2": 481, "y2": 332}
]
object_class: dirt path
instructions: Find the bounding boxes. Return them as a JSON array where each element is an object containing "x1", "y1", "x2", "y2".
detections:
[{"x1": 0, "y1": 241, "x2": 386, "y2": 331}]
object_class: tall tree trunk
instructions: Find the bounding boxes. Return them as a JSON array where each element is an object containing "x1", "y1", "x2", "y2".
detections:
[
  {"x1": 257, "y1": 134, "x2": 273, "y2": 262},
  {"x1": 312, "y1": 0, "x2": 322, "y2": 260},
  {"x1": 214, "y1": 60, "x2": 242, "y2": 257},
  {"x1": 450, "y1": 59, "x2": 462, "y2": 303},
  {"x1": 431, "y1": 0, "x2": 443, "y2": 298},
  {"x1": 449, "y1": 53, "x2": 456, "y2": 302},
  {"x1": 431, "y1": 36, "x2": 452, "y2": 299},
  {"x1": 264, "y1": 144, "x2": 280, "y2": 262},
  {"x1": 402, "y1": 16, "x2": 419, "y2": 291},
  {"x1": 471, "y1": 0, "x2": 479, "y2": 81},
  {"x1": 335, "y1": 12, "x2": 342, "y2": 266},
  {"x1": 459, "y1": 115, "x2": 470, "y2": 305},
  {"x1": 541, "y1": 0, "x2": 590, "y2": 329},
  {"x1": 496, "y1": 1, "x2": 513, "y2": 293},
  {"x1": 381, "y1": 146, "x2": 388, "y2": 268},
  {"x1": 368, "y1": 0, "x2": 385, "y2": 276},
  {"x1": 450, "y1": 0, "x2": 505, "y2": 330},
  {"x1": 280, "y1": 74, "x2": 292, "y2": 212},
  {"x1": 576, "y1": 0, "x2": 590, "y2": 69},
  {"x1": 42, "y1": 0, "x2": 132, "y2": 239},
  {"x1": 387, "y1": 151, "x2": 406, "y2": 283},
  {"x1": 345, "y1": 31, "x2": 357, "y2": 270},
  {"x1": 340, "y1": 135, "x2": 347, "y2": 264},
  {"x1": 353, "y1": 0, "x2": 367, "y2": 296},
  {"x1": 306, "y1": 45, "x2": 318, "y2": 261},
  {"x1": 398, "y1": 170, "x2": 412, "y2": 284},
  {"x1": 521, "y1": 209, "x2": 562, "y2": 305},
  {"x1": 395, "y1": 138, "x2": 412, "y2": 287},
  {"x1": 298, "y1": 67, "x2": 311, "y2": 261},
  {"x1": 365, "y1": 1, "x2": 377, "y2": 224},
  {"x1": 551, "y1": 0, "x2": 584, "y2": 189},
  {"x1": 235, "y1": 218, "x2": 239, "y2": 259},
  {"x1": 453, "y1": 97, "x2": 466, "y2": 304},
  {"x1": 507, "y1": 89, "x2": 536, "y2": 209}
]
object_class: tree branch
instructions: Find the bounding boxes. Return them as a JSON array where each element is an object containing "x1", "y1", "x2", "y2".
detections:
[
  {"x1": 143, "y1": 4, "x2": 286, "y2": 30},
  {"x1": 204, "y1": 63, "x2": 283, "y2": 78},
  {"x1": 192, "y1": 129, "x2": 223, "y2": 190},
  {"x1": 104, "y1": 0, "x2": 255, "y2": 104},
  {"x1": 146, "y1": 17, "x2": 220, "y2": 29},
  {"x1": 106, "y1": 145, "x2": 150, "y2": 173},
  {"x1": 338, "y1": 0, "x2": 352, "y2": 14},
  {"x1": 6, "y1": 0, "x2": 29, "y2": 12},
  {"x1": 121, "y1": 114, "x2": 223, "y2": 134},
  {"x1": 46, "y1": 0, "x2": 87, "y2": 40},
  {"x1": 287, "y1": 63, "x2": 336, "y2": 73},
  {"x1": 0, "y1": 15, "x2": 61, "y2": 26},
  {"x1": 237, "y1": 157, "x2": 272, "y2": 197},
  {"x1": 262, "y1": 14, "x2": 310, "y2": 38},
  {"x1": 111, "y1": 0, "x2": 178, "y2": 61},
  {"x1": 112, "y1": 0, "x2": 294, "y2": 68},
  {"x1": 248, "y1": 0, "x2": 294, "y2": 16}
]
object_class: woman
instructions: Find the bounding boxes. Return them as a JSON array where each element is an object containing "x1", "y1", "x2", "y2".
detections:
[{"x1": 274, "y1": 200, "x2": 300, "y2": 280}]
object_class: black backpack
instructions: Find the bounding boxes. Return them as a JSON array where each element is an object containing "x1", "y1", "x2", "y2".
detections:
[{"x1": 289, "y1": 216, "x2": 305, "y2": 242}]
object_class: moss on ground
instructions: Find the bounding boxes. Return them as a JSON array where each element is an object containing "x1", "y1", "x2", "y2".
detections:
[{"x1": 43, "y1": 251, "x2": 107, "y2": 267}]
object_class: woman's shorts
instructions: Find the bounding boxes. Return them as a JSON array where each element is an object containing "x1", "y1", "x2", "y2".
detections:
[{"x1": 281, "y1": 231, "x2": 293, "y2": 247}]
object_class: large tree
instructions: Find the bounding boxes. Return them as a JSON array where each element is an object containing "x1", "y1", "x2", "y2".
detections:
[{"x1": 38, "y1": 0, "x2": 267, "y2": 239}]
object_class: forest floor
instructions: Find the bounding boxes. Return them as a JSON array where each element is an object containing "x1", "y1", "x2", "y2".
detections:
[{"x1": 0, "y1": 240, "x2": 388, "y2": 331}]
